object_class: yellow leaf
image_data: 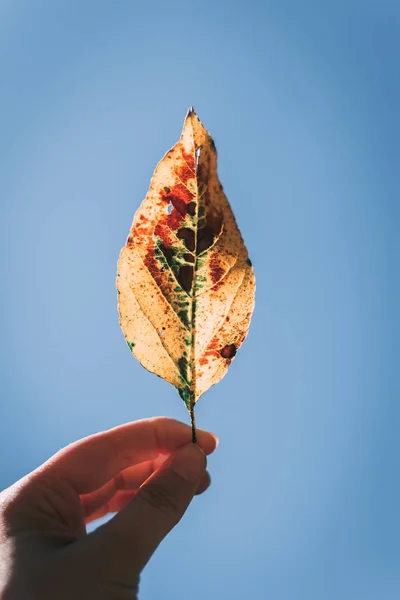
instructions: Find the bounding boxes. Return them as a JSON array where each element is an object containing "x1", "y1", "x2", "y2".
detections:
[{"x1": 117, "y1": 108, "x2": 255, "y2": 441}]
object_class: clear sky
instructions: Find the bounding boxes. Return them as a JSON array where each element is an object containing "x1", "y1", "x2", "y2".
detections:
[{"x1": 0, "y1": 1, "x2": 398, "y2": 598}]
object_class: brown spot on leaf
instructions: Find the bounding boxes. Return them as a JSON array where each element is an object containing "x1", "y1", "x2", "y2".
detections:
[
  {"x1": 164, "y1": 186, "x2": 171, "y2": 194},
  {"x1": 187, "y1": 202, "x2": 196, "y2": 216},
  {"x1": 197, "y1": 226, "x2": 214, "y2": 253},
  {"x1": 183, "y1": 253, "x2": 195, "y2": 263},
  {"x1": 178, "y1": 356, "x2": 188, "y2": 376},
  {"x1": 220, "y1": 344, "x2": 237, "y2": 359},
  {"x1": 178, "y1": 265, "x2": 194, "y2": 292},
  {"x1": 177, "y1": 227, "x2": 195, "y2": 252},
  {"x1": 160, "y1": 243, "x2": 174, "y2": 261},
  {"x1": 206, "y1": 207, "x2": 223, "y2": 236}
]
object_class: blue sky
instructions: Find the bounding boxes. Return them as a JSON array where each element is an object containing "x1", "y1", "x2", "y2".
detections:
[{"x1": 0, "y1": 1, "x2": 398, "y2": 598}]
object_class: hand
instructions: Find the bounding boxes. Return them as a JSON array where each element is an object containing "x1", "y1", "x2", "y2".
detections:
[{"x1": 0, "y1": 417, "x2": 218, "y2": 599}]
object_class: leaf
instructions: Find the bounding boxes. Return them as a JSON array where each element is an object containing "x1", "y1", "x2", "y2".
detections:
[{"x1": 117, "y1": 108, "x2": 255, "y2": 441}]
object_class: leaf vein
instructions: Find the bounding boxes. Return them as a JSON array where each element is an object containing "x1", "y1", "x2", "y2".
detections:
[
  {"x1": 126, "y1": 284, "x2": 180, "y2": 378},
  {"x1": 134, "y1": 248, "x2": 192, "y2": 317}
]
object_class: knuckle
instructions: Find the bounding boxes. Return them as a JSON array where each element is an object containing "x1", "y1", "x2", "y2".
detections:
[{"x1": 136, "y1": 482, "x2": 180, "y2": 518}]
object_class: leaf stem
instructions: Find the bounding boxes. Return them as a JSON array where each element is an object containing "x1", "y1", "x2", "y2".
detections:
[{"x1": 189, "y1": 402, "x2": 197, "y2": 444}]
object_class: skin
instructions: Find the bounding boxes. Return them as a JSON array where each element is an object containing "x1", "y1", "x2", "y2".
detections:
[{"x1": 0, "y1": 417, "x2": 218, "y2": 599}]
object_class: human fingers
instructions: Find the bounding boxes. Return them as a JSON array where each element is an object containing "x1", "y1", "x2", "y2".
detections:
[
  {"x1": 81, "y1": 456, "x2": 166, "y2": 518},
  {"x1": 90, "y1": 443, "x2": 207, "y2": 574},
  {"x1": 36, "y1": 418, "x2": 218, "y2": 494},
  {"x1": 84, "y1": 469, "x2": 211, "y2": 523}
]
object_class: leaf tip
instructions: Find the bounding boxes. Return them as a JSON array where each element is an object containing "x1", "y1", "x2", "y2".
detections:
[{"x1": 185, "y1": 106, "x2": 196, "y2": 119}]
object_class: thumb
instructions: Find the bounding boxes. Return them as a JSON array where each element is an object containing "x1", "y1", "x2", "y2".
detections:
[{"x1": 93, "y1": 443, "x2": 207, "y2": 574}]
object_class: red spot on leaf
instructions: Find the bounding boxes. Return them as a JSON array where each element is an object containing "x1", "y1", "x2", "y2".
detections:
[
  {"x1": 154, "y1": 223, "x2": 173, "y2": 248},
  {"x1": 166, "y1": 210, "x2": 185, "y2": 231},
  {"x1": 163, "y1": 182, "x2": 194, "y2": 229},
  {"x1": 210, "y1": 255, "x2": 225, "y2": 284},
  {"x1": 174, "y1": 147, "x2": 196, "y2": 184},
  {"x1": 199, "y1": 336, "x2": 220, "y2": 365},
  {"x1": 170, "y1": 196, "x2": 187, "y2": 217},
  {"x1": 143, "y1": 252, "x2": 163, "y2": 287},
  {"x1": 181, "y1": 148, "x2": 196, "y2": 171}
]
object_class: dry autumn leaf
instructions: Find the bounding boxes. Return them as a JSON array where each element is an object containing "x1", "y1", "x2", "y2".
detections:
[{"x1": 117, "y1": 108, "x2": 255, "y2": 442}]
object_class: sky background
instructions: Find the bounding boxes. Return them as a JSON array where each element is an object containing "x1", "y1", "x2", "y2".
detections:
[{"x1": 0, "y1": 1, "x2": 398, "y2": 598}]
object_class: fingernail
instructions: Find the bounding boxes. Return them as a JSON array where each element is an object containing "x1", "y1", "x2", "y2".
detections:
[
  {"x1": 171, "y1": 444, "x2": 206, "y2": 484},
  {"x1": 211, "y1": 433, "x2": 219, "y2": 447},
  {"x1": 197, "y1": 428, "x2": 219, "y2": 449}
]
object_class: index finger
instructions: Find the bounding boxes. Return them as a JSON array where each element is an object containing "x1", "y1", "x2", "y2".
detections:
[{"x1": 36, "y1": 417, "x2": 218, "y2": 494}]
